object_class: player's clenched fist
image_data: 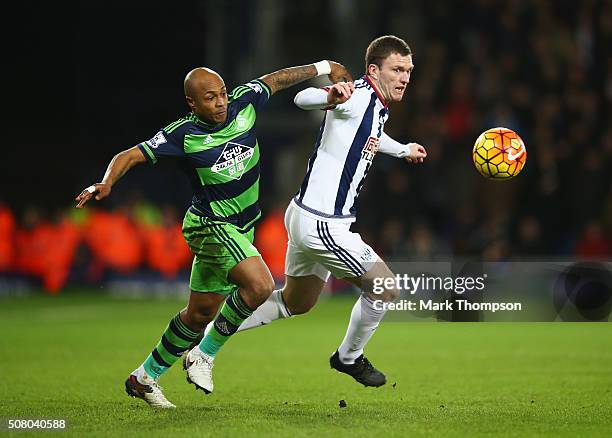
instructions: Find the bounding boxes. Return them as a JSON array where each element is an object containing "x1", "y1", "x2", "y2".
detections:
[
  {"x1": 75, "y1": 182, "x2": 111, "y2": 208},
  {"x1": 328, "y1": 61, "x2": 353, "y2": 83},
  {"x1": 327, "y1": 82, "x2": 355, "y2": 105},
  {"x1": 403, "y1": 143, "x2": 427, "y2": 164}
]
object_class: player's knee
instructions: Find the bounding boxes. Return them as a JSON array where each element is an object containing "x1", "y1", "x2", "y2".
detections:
[
  {"x1": 242, "y1": 277, "x2": 275, "y2": 308},
  {"x1": 383, "y1": 286, "x2": 401, "y2": 302},
  {"x1": 286, "y1": 301, "x2": 314, "y2": 315},
  {"x1": 384, "y1": 287, "x2": 401, "y2": 302},
  {"x1": 370, "y1": 286, "x2": 400, "y2": 303}
]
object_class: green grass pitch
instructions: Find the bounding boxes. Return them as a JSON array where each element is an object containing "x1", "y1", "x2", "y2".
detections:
[{"x1": 1, "y1": 291, "x2": 611, "y2": 437}]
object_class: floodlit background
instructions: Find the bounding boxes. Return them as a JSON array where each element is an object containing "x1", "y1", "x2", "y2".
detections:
[
  {"x1": 1, "y1": 0, "x2": 611, "y2": 293},
  {"x1": 1, "y1": 2, "x2": 611, "y2": 436}
]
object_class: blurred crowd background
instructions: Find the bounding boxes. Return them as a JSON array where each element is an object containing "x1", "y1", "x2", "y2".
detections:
[{"x1": 2, "y1": 0, "x2": 611, "y2": 293}]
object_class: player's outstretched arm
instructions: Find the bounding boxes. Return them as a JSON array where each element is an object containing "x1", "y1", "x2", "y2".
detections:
[
  {"x1": 260, "y1": 61, "x2": 352, "y2": 95},
  {"x1": 379, "y1": 132, "x2": 427, "y2": 164},
  {"x1": 75, "y1": 146, "x2": 147, "y2": 208},
  {"x1": 294, "y1": 82, "x2": 355, "y2": 110}
]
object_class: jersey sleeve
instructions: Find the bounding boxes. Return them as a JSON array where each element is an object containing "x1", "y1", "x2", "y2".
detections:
[
  {"x1": 379, "y1": 132, "x2": 410, "y2": 158},
  {"x1": 294, "y1": 87, "x2": 335, "y2": 110},
  {"x1": 138, "y1": 128, "x2": 185, "y2": 165},
  {"x1": 331, "y1": 91, "x2": 371, "y2": 119},
  {"x1": 229, "y1": 78, "x2": 271, "y2": 110}
]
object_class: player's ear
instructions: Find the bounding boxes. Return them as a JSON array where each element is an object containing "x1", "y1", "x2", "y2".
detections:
[
  {"x1": 367, "y1": 64, "x2": 380, "y2": 79},
  {"x1": 185, "y1": 96, "x2": 196, "y2": 111}
]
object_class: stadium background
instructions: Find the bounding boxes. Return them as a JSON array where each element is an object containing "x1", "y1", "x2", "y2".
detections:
[
  {"x1": 2, "y1": 0, "x2": 611, "y2": 293},
  {"x1": 1, "y1": 2, "x2": 611, "y2": 436}
]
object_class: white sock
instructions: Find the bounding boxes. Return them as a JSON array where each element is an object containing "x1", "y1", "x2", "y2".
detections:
[
  {"x1": 203, "y1": 289, "x2": 291, "y2": 336},
  {"x1": 132, "y1": 365, "x2": 152, "y2": 382},
  {"x1": 337, "y1": 295, "x2": 386, "y2": 364}
]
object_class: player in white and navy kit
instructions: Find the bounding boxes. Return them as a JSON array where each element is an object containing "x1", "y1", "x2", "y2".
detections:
[
  {"x1": 210, "y1": 36, "x2": 427, "y2": 387},
  {"x1": 288, "y1": 74, "x2": 403, "y2": 281}
]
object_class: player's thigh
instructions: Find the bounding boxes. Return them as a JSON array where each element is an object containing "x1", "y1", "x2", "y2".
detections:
[
  {"x1": 285, "y1": 240, "x2": 331, "y2": 282},
  {"x1": 284, "y1": 237, "x2": 331, "y2": 312},
  {"x1": 344, "y1": 257, "x2": 399, "y2": 302},
  {"x1": 282, "y1": 274, "x2": 327, "y2": 314},
  {"x1": 183, "y1": 211, "x2": 272, "y2": 307},
  {"x1": 223, "y1": 226, "x2": 275, "y2": 298},
  {"x1": 305, "y1": 220, "x2": 378, "y2": 281}
]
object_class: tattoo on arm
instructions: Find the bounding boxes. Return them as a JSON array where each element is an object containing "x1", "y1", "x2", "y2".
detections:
[{"x1": 260, "y1": 64, "x2": 318, "y2": 95}]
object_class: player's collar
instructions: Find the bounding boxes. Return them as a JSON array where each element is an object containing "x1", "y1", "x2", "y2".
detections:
[
  {"x1": 363, "y1": 75, "x2": 388, "y2": 108},
  {"x1": 190, "y1": 112, "x2": 227, "y2": 130}
]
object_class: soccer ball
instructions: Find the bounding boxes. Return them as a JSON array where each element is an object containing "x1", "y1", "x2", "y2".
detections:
[{"x1": 472, "y1": 127, "x2": 527, "y2": 180}]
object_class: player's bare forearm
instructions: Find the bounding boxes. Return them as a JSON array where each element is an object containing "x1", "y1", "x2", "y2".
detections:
[
  {"x1": 101, "y1": 147, "x2": 146, "y2": 186},
  {"x1": 260, "y1": 61, "x2": 352, "y2": 95},
  {"x1": 75, "y1": 146, "x2": 146, "y2": 208},
  {"x1": 260, "y1": 65, "x2": 318, "y2": 95}
]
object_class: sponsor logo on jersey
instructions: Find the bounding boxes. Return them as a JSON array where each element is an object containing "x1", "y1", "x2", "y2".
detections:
[
  {"x1": 148, "y1": 131, "x2": 167, "y2": 149},
  {"x1": 203, "y1": 134, "x2": 214, "y2": 144},
  {"x1": 361, "y1": 136, "x2": 380, "y2": 162},
  {"x1": 211, "y1": 142, "x2": 255, "y2": 180}
]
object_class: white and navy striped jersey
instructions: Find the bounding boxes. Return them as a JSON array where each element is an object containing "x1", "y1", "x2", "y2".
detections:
[{"x1": 294, "y1": 76, "x2": 389, "y2": 221}]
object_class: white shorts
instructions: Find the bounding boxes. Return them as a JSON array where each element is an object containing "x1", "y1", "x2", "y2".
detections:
[{"x1": 284, "y1": 200, "x2": 379, "y2": 281}]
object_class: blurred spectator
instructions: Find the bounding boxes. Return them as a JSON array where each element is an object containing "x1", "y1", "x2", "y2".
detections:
[
  {"x1": 514, "y1": 215, "x2": 545, "y2": 256},
  {"x1": 443, "y1": 64, "x2": 475, "y2": 142},
  {"x1": 255, "y1": 206, "x2": 288, "y2": 283},
  {"x1": 0, "y1": 203, "x2": 15, "y2": 272},
  {"x1": 126, "y1": 190, "x2": 162, "y2": 227},
  {"x1": 402, "y1": 221, "x2": 450, "y2": 261},
  {"x1": 14, "y1": 207, "x2": 81, "y2": 293},
  {"x1": 14, "y1": 208, "x2": 50, "y2": 282},
  {"x1": 83, "y1": 207, "x2": 143, "y2": 279},
  {"x1": 142, "y1": 205, "x2": 192, "y2": 279},
  {"x1": 378, "y1": 218, "x2": 405, "y2": 257},
  {"x1": 573, "y1": 221, "x2": 612, "y2": 258},
  {"x1": 45, "y1": 210, "x2": 82, "y2": 292},
  {"x1": 450, "y1": 204, "x2": 480, "y2": 255},
  {"x1": 483, "y1": 239, "x2": 510, "y2": 262}
]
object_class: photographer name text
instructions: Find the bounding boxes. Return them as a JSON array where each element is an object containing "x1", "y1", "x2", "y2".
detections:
[{"x1": 373, "y1": 299, "x2": 522, "y2": 313}]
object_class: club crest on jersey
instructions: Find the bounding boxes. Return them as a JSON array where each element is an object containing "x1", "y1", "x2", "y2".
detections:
[
  {"x1": 361, "y1": 136, "x2": 380, "y2": 162},
  {"x1": 211, "y1": 142, "x2": 255, "y2": 180},
  {"x1": 236, "y1": 115, "x2": 247, "y2": 129},
  {"x1": 148, "y1": 131, "x2": 167, "y2": 149}
]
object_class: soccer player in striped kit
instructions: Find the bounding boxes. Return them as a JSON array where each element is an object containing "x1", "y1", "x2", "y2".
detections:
[
  {"x1": 75, "y1": 60, "x2": 351, "y2": 408},
  {"x1": 222, "y1": 35, "x2": 427, "y2": 387}
]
